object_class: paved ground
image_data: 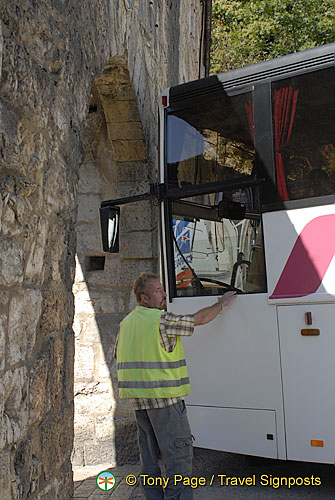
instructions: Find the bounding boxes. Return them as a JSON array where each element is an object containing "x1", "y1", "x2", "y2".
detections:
[
  {"x1": 73, "y1": 463, "x2": 145, "y2": 499},
  {"x1": 72, "y1": 449, "x2": 335, "y2": 499}
]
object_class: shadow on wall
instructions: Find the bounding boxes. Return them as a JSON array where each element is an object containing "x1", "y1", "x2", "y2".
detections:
[{"x1": 72, "y1": 56, "x2": 156, "y2": 468}]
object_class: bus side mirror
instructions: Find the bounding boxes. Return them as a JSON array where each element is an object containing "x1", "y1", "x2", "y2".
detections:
[
  {"x1": 99, "y1": 206, "x2": 120, "y2": 253},
  {"x1": 218, "y1": 200, "x2": 246, "y2": 220}
]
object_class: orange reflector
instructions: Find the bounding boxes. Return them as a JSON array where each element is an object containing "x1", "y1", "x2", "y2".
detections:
[
  {"x1": 162, "y1": 96, "x2": 168, "y2": 107},
  {"x1": 301, "y1": 329, "x2": 320, "y2": 336},
  {"x1": 311, "y1": 440, "x2": 324, "y2": 447}
]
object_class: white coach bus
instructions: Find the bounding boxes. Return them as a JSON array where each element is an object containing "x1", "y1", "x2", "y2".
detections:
[
  {"x1": 159, "y1": 44, "x2": 335, "y2": 464},
  {"x1": 100, "y1": 44, "x2": 335, "y2": 463}
]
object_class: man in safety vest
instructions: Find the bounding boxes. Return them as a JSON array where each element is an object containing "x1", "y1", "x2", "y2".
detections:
[{"x1": 116, "y1": 272, "x2": 236, "y2": 499}]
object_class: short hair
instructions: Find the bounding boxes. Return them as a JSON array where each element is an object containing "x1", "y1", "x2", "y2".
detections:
[{"x1": 133, "y1": 273, "x2": 159, "y2": 303}]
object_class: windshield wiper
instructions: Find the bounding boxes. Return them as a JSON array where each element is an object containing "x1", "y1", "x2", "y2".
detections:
[{"x1": 172, "y1": 232, "x2": 205, "y2": 290}]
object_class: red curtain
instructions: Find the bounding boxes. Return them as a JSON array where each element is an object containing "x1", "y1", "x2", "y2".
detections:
[
  {"x1": 274, "y1": 87, "x2": 299, "y2": 201},
  {"x1": 245, "y1": 101, "x2": 255, "y2": 145}
]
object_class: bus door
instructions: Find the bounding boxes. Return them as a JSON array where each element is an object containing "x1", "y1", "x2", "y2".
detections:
[
  {"x1": 164, "y1": 192, "x2": 284, "y2": 459},
  {"x1": 161, "y1": 81, "x2": 287, "y2": 459}
]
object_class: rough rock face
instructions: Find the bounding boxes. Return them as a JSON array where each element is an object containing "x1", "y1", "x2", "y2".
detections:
[{"x1": 0, "y1": 0, "x2": 203, "y2": 498}]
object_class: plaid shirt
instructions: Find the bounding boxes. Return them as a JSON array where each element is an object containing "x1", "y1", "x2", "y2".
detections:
[{"x1": 115, "y1": 310, "x2": 195, "y2": 411}]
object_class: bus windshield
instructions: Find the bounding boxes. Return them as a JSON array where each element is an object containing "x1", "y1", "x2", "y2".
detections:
[
  {"x1": 166, "y1": 91, "x2": 255, "y2": 189},
  {"x1": 171, "y1": 189, "x2": 267, "y2": 297},
  {"x1": 164, "y1": 56, "x2": 335, "y2": 298}
]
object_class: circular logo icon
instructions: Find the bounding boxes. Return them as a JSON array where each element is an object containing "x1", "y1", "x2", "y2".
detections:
[{"x1": 96, "y1": 471, "x2": 116, "y2": 491}]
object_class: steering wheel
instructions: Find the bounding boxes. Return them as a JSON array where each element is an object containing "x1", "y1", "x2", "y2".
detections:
[{"x1": 191, "y1": 277, "x2": 244, "y2": 294}]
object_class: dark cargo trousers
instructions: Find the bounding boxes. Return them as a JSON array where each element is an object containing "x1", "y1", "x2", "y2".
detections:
[{"x1": 135, "y1": 400, "x2": 193, "y2": 499}]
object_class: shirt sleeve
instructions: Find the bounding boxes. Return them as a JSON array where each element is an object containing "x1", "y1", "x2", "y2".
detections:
[{"x1": 160, "y1": 311, "x2": 195, "y2": 337}]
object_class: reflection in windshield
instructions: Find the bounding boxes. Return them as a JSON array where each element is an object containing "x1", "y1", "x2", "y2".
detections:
[
  {"x1": 167, "y1": 116, "x2": 205, "y2": 163},
  {"x1": 166, "y1": 91, "x2": 255, "y2": 188},
  {"x1": 172, "y1": 211, "x2": 266, "y2": 297}
]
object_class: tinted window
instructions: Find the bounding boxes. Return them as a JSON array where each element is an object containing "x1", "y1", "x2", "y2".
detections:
[
  {"x1": 166, "y1": 92, "x2": 255, "y2": 188},
  {"x1": 272, "y1": 67, "x2": 335, "y2": 201}
]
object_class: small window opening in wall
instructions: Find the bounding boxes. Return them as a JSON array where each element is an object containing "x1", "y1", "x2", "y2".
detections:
[
  {"x1": 89, "y1": 104, "x2": 98, "y2": 113},
  {"x1": 87, "y1": 256, "x2": 105, "y2": 272}
]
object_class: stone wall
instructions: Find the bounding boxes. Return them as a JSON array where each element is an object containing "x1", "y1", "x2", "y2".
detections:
[{"x1": 0, "y1": 0, "x2": 204, "y2": 497}]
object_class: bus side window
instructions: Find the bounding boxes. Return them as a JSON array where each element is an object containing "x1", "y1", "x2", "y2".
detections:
[{"x1": 272, "y1": 67, "x2": 335, "y2": 202}]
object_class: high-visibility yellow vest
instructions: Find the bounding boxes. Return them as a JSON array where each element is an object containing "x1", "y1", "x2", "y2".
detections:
[{"x1": 116, "y1": 306, "x2": 191, "y2": 399}]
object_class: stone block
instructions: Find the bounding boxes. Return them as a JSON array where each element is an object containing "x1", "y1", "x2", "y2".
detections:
[
  {"x1": 120, "y1": 231, "x2": 153, "y2": 259},
  {"x1": 0, "y1": 290, "x2": 9, "y2": 309},
  {"x1": 88, "y1": 289, "x2": 129, "y2": 315},
  {"x1": 111, "y1": 139, "x2": 147, "y2": 162},
  {"x1": 74, "y1": 344, "x2": 95, "y2": 381},
  {"x1": 1, "y1": 193, "x2": 32, "y2": 237},
  {"x1": 95, "y1": 313, "x2": 125, "y2": 341},
  {"x1": 96, "y1": 341, "x2": 117, "y2": 382},
  {"x1": 74, "y1": 393, "x2": 113, "y2": 417},
  {"x1": 97, "y1": 80, "x2": 136, "y2": 101},
  {"x1": 87, "y1": 256, "x2": 154, "y2": 288},
  {"x1": 76, "y1": 223, "x2": 102, "y2": 254},
  {"x1": 64, "y1": 330, "x2": 75, "y2": 405},
  {"x1": 103, "y1": 99, "x2": 140, "y2": 123},
  {"x1": 40, "y1": 409, "x2": 74, "y2": 483},
  {"x1": 74, "y1": 413, "x2": 95, "y2": 440},
  {"x1": 71, "y1": 445, "x2": 85, "y2": 467},
  {"x1": 73, "y1": 288, "x2": 95, "y2": 315},
  {"x1": 35, "y1": 477, "x2": 63, "y2": 500},
  {"x1": 24, "y1": 217, "x2": 47, "y2": 284},
  {"x1": 59, "y1": 461, "x2": 74, "y2": 500},
  {"x1": 95, "y1": 414, "x2": 115, "y2": 440},
  {"x1": 50, "y1": 338, "x2": 64, "y2": 411},
  {"x1": 0, "y1": 314, "x2": 6, "y2": 371},
  {"x1": 74, "y1": 381, "x2": 111, "y2": 396},
  {"x1": 74, "y1": 254, "x2": 86, "y2": 283},
  {"x1": 2, "y1": 367, "x2": 28, "y2": 446},
  {"x1": 77, "y1": 193, "x2": 101, "y2": 223},
  {"x1": 114, "y1": 417, "x2": 139, "y2": 463},
  {"x1": 39, "y1": 287, "x2": 70, "y2": 335},
  {"x1": 84, "y1": 441, "x2": 116, "y2": 466},
  {"x1": 122, "y1": 201, "x2": 152, "y2": 232},
  {"x1": 0, "y1": 450, "x2": 11, "y2": 500},
  {"x1": 115, "y1": 161, "x2": 148, "y2": 183},
  {"x1": 78, "y1": 161, "x2": 102, "y2": 195},
  {"x1": 73, "y1": 314, "x2": 100, "y2": 343},
  {"x1": 0, "y1": 240, "x2": 23, "y2": 285},
  {"x1": 116, "y1": 180, "x2": 149, "y2": 198},
  {"x1": 107, "y1": 121, "x2": 144, "y2": 141},
  {"x1": 29, "y1": 356, "x2": 48, "y2": 425},
  {"x1": 8, "y1": 290, "x2": 42, "y2": 365}
]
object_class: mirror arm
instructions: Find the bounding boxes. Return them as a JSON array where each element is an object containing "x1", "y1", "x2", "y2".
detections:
[{"x1": 101, "y1": 183, "x2": 166, "y2": 209}]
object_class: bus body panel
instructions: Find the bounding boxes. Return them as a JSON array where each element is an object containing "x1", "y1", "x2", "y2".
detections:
[
  {"x1": 168, "y1": 294, "x2": 287, "y2": 460},
  {"x1": 263, "y1": 205, "x2": 335, "y2": 302},
  {"x1": 186, "y1": 406, "x2": 278, "y2": 459},
  {"x1": 278, "y1": 303, "x2": 335, "y2": 463}
]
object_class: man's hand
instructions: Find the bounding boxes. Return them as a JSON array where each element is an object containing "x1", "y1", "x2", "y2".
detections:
[
  {"x1": 194, "y1": 291, "x2": 237, "y2": 326},
  {"x1": 217, "y1": 290, "x2": 237, "y2": 308}
]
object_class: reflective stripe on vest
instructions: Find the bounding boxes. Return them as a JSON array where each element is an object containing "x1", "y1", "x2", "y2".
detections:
[
  {"x1": 116, "y1": 306, "x2": 191, "y2": 399},
  {"x1": 118, "y1": 377, "x2": 190, "y2": 389},
  {"x1": 117, "y1": 360, "x2": 187, "y2": 370}
]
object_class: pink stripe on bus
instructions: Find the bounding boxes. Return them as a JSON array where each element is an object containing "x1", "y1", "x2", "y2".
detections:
[{"x1": 270, "y1": 214, "x2": 335, "y2": 299}]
